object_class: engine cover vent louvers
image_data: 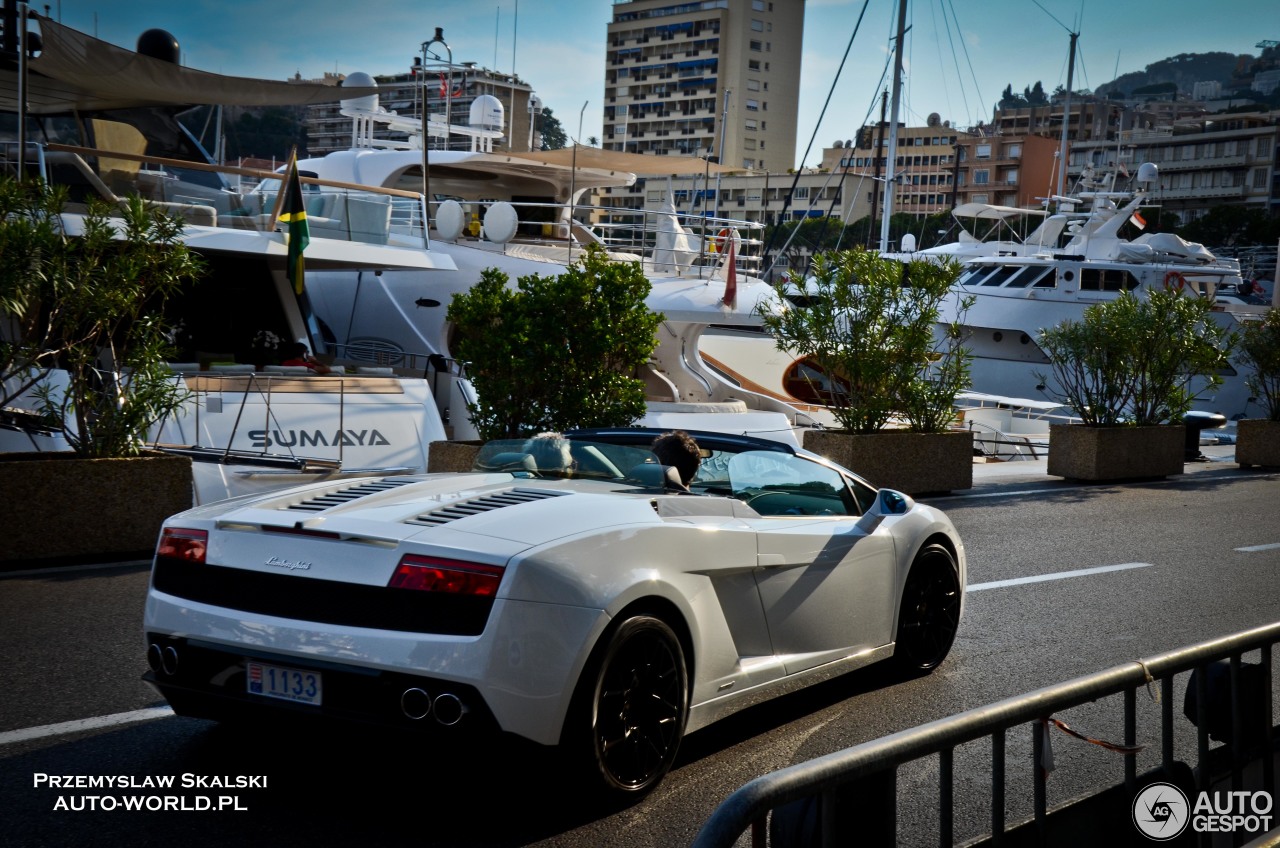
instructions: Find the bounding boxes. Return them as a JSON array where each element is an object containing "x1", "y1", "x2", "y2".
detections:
[
  {"x1": 406, "y1": 488, "x2": 564, "y2": 527},
  {"x1": 287, "y1": 478, "x2": 418, "y2": 512}
]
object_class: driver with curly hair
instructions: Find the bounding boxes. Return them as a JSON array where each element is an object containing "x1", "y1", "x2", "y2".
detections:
[{"x1": 651, "y1": 430, "x2": 701, "y2": 490}]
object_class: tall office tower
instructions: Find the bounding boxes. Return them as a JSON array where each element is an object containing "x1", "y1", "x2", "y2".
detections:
[{"x1": 604, "y1": 0, "x2": 804, "y2": 172}]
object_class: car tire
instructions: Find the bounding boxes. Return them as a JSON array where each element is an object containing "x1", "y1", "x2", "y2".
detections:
[
  {"x1": 891, "y1": 544, "x2": 961, "y2": 675},
  {"x1": 568, "y1": 614, "x2": 689, "y2": 797}
]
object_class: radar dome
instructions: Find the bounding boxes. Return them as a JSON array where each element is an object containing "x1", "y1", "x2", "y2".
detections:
[
  {"x1": 470, "y1": 95, "x2": 505, "y2": 131},
  {"x1": 340, "y1": 72, "x2": 379, "y2": 113},
  {"x1": 137, "y1": 29, "x2": 179, "y2": 64},
  {"x1": 927, "y1": 112, "x2": 941, "y2": 127}
]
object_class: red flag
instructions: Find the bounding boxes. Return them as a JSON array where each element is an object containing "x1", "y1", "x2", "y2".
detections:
[
  {"x1": 722, "y1": 238, "x2": 737, "y2": 308},
  {"x1": 1130, "y1": 210, "x2": 1147, "y2": 230},
  {"x1": 439, "y1": 73, "x2": 447, "y2": 98}
]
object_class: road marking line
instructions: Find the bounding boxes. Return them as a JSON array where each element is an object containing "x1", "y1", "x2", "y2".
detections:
[
  {"x1": 0, "y1": 706, "x2": 173, "y2": 747},
  {"x1": 1235, "y1": 543, "x2": 1280, "y2": 553},
  {"x1": 0, "y1": 560, "x2": 150, "y2": 579},
  {"x1": 968, "y1": 562, "x2": 1153, "y2": 593}
]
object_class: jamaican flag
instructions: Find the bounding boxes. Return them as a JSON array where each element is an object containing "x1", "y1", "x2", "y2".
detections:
[{"x1": 279, "y1": 155, "x2": 310, "y2": 295}]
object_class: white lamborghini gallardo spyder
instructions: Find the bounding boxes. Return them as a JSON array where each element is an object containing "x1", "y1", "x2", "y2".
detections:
[{"x1": 144, "y1": 428, "x2": 965, "y2": 796}]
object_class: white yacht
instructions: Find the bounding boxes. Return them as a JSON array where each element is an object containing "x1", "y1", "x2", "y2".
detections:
[
  {"x1": 1, "y1": 16, "x2": 466, "y2": 503},
  {"x1": 936, "y1": 164, "x2": 1275, "y2": 419}
]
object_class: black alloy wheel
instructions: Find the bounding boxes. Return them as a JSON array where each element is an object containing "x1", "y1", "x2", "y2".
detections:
[
  {"x1": 587, "y1": 615, "x2": 689, "y2": 794},
  {"x1": 892, "y1": 544, "x2": 961, "y2": 674}
]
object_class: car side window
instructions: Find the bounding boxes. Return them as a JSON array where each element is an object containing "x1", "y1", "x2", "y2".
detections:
[
  {"x1": 725, "y1": 451, "x2": 855, "y2": 517},
  {"x1": 846, "y1": 474, "x2": 877, "y2": 515}
]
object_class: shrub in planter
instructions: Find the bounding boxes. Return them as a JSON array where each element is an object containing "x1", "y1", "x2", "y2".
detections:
[
  {"x1": 761, "y1": 249, "x2": 974, "y2": 493},
  {"x1": 1235, "y1": 308, "x2": 1280, "y2": 468},
  {"x1": 760, "y1": 249, "x2": 970, "y2": 434},
  {"x1": 0, "y1": 179, "x2": 200, "y2": 560},
  {"x1": 1037, "y1": 288, "x2": 1235, "y2": 427},
  {"x1": 447, "y1": 245, "x2": 663, "y2": 440},
  {"x1": 1037, "y1": 289, "x2": 1236, "y2": 480}
]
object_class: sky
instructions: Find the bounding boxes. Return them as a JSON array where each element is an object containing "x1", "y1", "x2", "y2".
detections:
[{"x1": 44, "y1": 0, "x2": 1276, "y2": 168}]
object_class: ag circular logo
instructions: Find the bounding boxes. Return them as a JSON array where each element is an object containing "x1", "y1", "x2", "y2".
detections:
[{"x1": 1133, "y1": 782, "x2": 1190, "y2": 840}]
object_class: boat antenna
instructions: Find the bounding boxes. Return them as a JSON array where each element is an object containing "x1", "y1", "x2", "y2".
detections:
[
  {"x1": 712, "y1": 88, "x2": 730, "y2": 222},
  {"x1": 567, "y1": 100, "x2": 587, "y2": 264}
]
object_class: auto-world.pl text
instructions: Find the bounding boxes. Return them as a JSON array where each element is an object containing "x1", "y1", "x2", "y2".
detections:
[{"x1": 34, "y1": 773, "x2": 267, "y2": 812}]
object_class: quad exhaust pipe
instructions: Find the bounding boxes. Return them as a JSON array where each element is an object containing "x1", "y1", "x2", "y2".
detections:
[{"x1": 400, "y1": 687, "x2": 467, "y2": 726}]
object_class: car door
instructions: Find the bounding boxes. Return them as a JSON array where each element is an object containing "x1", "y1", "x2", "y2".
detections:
[{"x1": 727, "y1": 451, "x2": 898, "y2": 675}]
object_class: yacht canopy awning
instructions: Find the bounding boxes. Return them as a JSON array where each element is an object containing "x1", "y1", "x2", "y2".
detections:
[
  {"x1": 951, "y1": 202, "x2": 1047, "y2": 221},
  {"x1": 2, "y1": 14, "x2": 378, "y2": 114},
  {"x1": 505, "y1": 147, "x2": 744, "y2": 178}
]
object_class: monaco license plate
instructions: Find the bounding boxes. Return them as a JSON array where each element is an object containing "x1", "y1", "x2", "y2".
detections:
[{"x1": 246, "y1": 661, "x2": 322, "y2": 706}]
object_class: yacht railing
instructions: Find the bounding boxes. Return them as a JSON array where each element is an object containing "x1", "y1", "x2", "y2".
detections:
[
  {"x1": 426, "y1": 196, "x2": 765, "y2": 278},
  {"x1": 1, "y1": 141, "x2": 430, "y2": 249}
]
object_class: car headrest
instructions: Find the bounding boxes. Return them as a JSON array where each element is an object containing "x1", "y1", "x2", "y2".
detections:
[
  {"x1": 626, "y1": 463, "x2": 686, "y2": 490},
  {"x1": 476, "y1": 452, "x2": 537, "y2": 473}
]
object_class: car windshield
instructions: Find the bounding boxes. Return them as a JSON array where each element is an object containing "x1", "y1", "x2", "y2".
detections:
[{"x1": 473, "y1": 438, "x2": 656, "y2": 482}]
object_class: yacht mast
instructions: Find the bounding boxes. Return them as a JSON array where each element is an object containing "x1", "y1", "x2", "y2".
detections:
[
  {"x1": 878, "y1": 0, "x2": 908, "y2": 253},
  {"x1": 1055, "y1": 31, "x2": 1078, "y2": 201}
]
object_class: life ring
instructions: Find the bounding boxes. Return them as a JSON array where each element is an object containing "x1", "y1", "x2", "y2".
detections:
[
  {"x1": 713, "y1": 228, "x2": 733, "y2": 254},
  {"x1": 1163, "y1": 271, "x2": 1186, "y2": 292}
]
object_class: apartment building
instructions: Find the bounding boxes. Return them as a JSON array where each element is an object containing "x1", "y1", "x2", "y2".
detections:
[
  {"x1": 604, "y1": 0, "x2": 804, "y2": 172},
  {"x1": 822, "y1": 122, "x2": 967, "y2": 220},
  {"x1": 953, "y1": 132, "x2": 1060, "y2": 208},
  {"x1": 1066, "y1": 110, "x2": 1280, "y2": 221},
  {"x1": 305, "y1": 66, "x2": 536, "y2": 157}
]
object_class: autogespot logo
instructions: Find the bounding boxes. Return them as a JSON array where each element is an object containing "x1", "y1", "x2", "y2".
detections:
[{"x1": 1133, "y1": 782, "x2": 1190, "y2": 841}]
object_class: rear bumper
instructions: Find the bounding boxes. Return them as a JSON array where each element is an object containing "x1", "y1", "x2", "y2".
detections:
[
  {"x1": 143, "y1": 591, "x2": 610, "y2": 745},
  {"x1": 143, "y1": 634, "x2": 499, "y2": 735}
]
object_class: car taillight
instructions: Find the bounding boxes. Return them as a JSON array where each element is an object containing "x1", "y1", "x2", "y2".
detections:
[
  {"x1": 389, "y1": 555, "x2": 504, "y2": 597},
  {"x1": 157, "y1": 528, "x2": 208, "y2": 564}
]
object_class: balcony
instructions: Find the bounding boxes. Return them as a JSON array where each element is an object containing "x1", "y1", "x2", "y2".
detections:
[{"x1": 1159, "y1": 184, "x2": 1247, "y2": 200}]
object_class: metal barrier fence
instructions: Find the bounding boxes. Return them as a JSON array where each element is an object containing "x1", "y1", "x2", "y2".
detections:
[{"x1": 693, "y1": 621, "x2": 1279, "y2": 847}]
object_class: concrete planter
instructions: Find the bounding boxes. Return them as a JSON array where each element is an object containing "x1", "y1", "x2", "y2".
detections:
[
  {"x1": 802, "y1": 429, "x2": 974, "y2": 495},
  {"x1": 427, "y1": 440, "x2": 483, "y2": 473},
  {"x1": 1235, "y1": 419, "x2": 1280, "y2": 469},
  {"x1": 0, "y1": 451, "x2": 193, "y2": 565},
  {"x1": 1047, "y1": 424, "x2": 1184, "y2": 481}
]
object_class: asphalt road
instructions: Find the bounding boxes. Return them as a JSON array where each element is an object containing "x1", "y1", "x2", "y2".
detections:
[{"x1": 2, "y1": 462, "x2": 1278, "y2": 847}]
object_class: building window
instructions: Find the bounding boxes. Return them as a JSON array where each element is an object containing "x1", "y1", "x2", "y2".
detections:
[
  {"x1": 1255, "y1": 168, "x2": 1268, "y2": 188},
  {"x1": 971, "y1": 194, "x2": 988, "y2": 204},
  {"x1": 752, "y1": 19, "x2": 764, "y2": 31},
  {"x1": 747, "y1": 79, "x2": 760, "y2": 91},
  {"x1": 974, "y1": 169, "x2": 990, "y2": 185},
  {"x1": 745, "y1": 119, "x2": 758, "y2": 131},
  {"x1": 750, "y1": 40, "x2": 763, "y2": 51},
  {"x1": 746, "y1": 99, "x2": 759, "y2": 111},
  {"x1": 1007, "y1": 143, "x2": 1022, "y2": 158},
  {"x1": 748, "y1": 60, "x2": 760, "y2": 71},
  {"x1": 744, "y1": 138, "x2": 757, "y2": 150},
  {"x1": 753, "y1": 0, "x2": 766, "y2": 10},
  {"x1": 795, "y1": 187, "x2": 809, "y2": 199},
  {"x1": 976, "y1": 144, "x2": 992, "y2": 159}
]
